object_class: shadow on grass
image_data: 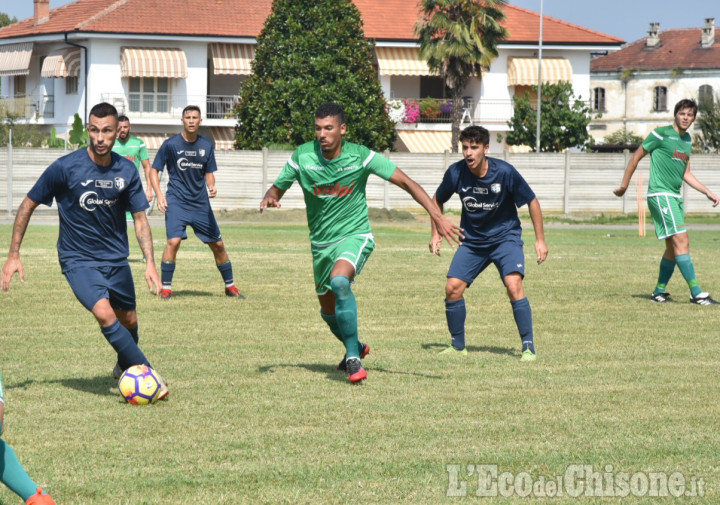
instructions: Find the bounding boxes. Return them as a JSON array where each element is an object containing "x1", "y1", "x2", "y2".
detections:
[
  {"x1": 49, "y1": 375, "x2": 118, "y2": 398},
  {"x1": 422, "y1": 342, "x2": 517, "y2": 357},
  {"x1": 258, "y1": 363, "x2": 442, "y2": 381},
  {"x1": 158, "y1": 290, "x2": 214, "y2": 298},
  {"x1": 630, "y1": 293, "x2": 674, "y2": 302}
]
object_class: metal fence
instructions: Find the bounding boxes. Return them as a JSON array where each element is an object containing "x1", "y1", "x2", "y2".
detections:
[{"x1": 2, "y1": 147, "x2": 720, "y2": 217}]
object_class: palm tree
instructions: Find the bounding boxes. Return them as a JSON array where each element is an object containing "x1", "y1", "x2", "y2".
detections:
[{"x1": 415, "y1": 0, "x2": 508, "y2": 152}]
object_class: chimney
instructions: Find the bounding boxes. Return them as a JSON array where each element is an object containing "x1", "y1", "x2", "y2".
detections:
[
  {"x1": 34, "y1": 0, "x2": 50, "y2": 25},
  {"x1": 701, "y1": 18, "x2": 715, "y2": 48},
  {"x1": 646, "y1": 22, "x2": 660, "y2": 48}
]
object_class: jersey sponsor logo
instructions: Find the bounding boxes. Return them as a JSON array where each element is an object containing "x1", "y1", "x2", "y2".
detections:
[
  {"x1": 177, "y1": 158, "x2": 205, "y2": 171},
  {"x1": 95, "y1": 180, "x2": 113, "y2": 189},
  {"x1": 81, "y1": 179, "x2": 94, "y2": 186},
  {"x1": 114, "y1": 177, "x2": 126, "y2": 190},
  {"x1": 490, "y1": 183, "x2": 502, "y2": 194},
  {"x1": 313, "y1": 182, "x2": 355, "y2": 198},
  {"x1": 123, "y1": 155, "x2": 137, "y2": 161},
  {"x1": 185, "y1": 151, "x2": 197, "y2": 156},
  {"x1": 473, "y1": 187, "x2": 488, "y2": 194},
  {"x1": 672, "y1": 149, "x2": 689, "y2": 163},
  {"x1": 304, "y1": 165, "x2": 324, "y2": 171},
  {"x1": 461, "y1": 196, "x2": 499, "y2": 213},
  {"x1": 337, "y1": 165, "x2": 359, "y2": 172},
  {"x1": 79, "y1": 191, "x2": 118, "y2": 211}
]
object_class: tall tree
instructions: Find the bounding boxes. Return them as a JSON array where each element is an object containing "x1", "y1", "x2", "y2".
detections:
[
  {"x1": 416, "y1": 0, "x2": 508, "y2": 152},
  {"x1": 234, "y1": 0, "x2": 395, "y2": 151},
  {"x1": 505, "y1": 82, "x2": 592, "y2": 152},
  {"x1": 0, "y1": 12, "x2": 18, "y2": 28},
  {"x1": 693, "y1": 93, "x2": 720, "y2": 153}
]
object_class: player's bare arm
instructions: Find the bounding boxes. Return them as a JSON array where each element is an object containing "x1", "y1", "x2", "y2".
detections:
[
  {"x1": 428, "y1": 195, "x2": 445, "y2": 256},
  {"x1": 1, "y1": 197, "x2": 40, "y2": 291},
  {"x1": 614, "y1": 146, "x2": 648, "y2": 196},
  {"x1": 141, "y1": 159, "x2": 154, "y2": 201},
  {"x1": 205, "y1": 172, "x2": 217, "y2": 198},
  {"x1": 528, "y1": 198, "x2": 548, "y2": 265},
  {"x1": 133, "y1": 212, "x2": 161, "y2": 294},
  {"x1": 389, "y1": 168, "x2": 464, "y2": 247},
  {"x1": 149, "y1": 168, "x2": 167, "y2": 212},
  {"x1": 260, "y1": 185, "x2": 287, "y2": 212},
  {"x1": 683, "y1": 164, "x2": 719, "y2": 207}
]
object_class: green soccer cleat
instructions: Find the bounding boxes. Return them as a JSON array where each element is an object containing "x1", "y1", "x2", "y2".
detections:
[
  {"x1": 520, "y1": 349, "x2": 537, "y2": 362},
  {"x1": 438, "y1": 346, "x2": 468, "y2": 356}
]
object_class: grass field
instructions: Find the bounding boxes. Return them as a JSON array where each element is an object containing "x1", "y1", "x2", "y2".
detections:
[{"x1": 0, "y1": 217, "x2": 717, "y2": 504}]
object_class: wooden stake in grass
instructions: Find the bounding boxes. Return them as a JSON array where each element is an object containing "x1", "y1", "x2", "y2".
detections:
[{"x1": 637, "y1": 172, "x2": 645, "y2": 236}]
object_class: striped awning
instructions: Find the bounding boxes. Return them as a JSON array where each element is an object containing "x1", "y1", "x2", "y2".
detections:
[
  {"x1": 396, "y1": 130, "x2": 459, "y2": 153},
  {"x1": 41, "y1": 48, "x2": 81, "y2": 78},
  {"x1": 376, "y1": 47, "x2": 437, "y2": 76},
  {"x1": 135, "y1": 133, "x2": 169, "y2": 150},
  {"x1": 507, "y1": 58, "x2": 573, "y2": 86},
  {"x1": 0, "y1": 42, "x2": 33, "y2": 76},
  {"x1": 120, "y1": 47, "x2": 187, "y2": 78},
  {"x1": 210, "y1": 127, "x2": 236, "y2": 150},
  {"x1": 210, "y1": 43, "x2": 255, "y2": 75}
]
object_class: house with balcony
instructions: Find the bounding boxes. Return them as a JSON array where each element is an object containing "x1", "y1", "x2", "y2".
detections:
[
  {"x1": 589, "y1": 18, "x2": 720, "y2": 144},
  {"x1": 0, "y1": 0, "x2": 622, "y2": 153}
]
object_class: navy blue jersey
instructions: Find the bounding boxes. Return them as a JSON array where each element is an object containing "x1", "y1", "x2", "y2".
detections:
[
  {"x1": 152, "y1": 134, "x2": 217, "y2": 207},
  {"x1": 435, "y1": 157, "x2": 535, "y2": 246},
  {"x1": 27, "y1": 149, "x2": 149, "y2": 272}
]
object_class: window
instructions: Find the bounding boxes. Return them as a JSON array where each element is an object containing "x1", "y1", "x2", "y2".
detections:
[
  {"x1": 653, "y1": 86, "x2": 667, "y2": 112},
  {"x1": 128, "y1": 77, "x2": 170, "y2": 113},
  {"x1": 13, "y1": 75, "x2": 26, "y2": 97},
  {"x1": 593, "y1": 87, "x2": 606, "y2": 112},
  {"x1": 420, "y1": 76, "x2": 447, "y2": 99},
  {"x1": 699, "y1": 84, "x2": 714, "y2": 108},
  {"x1": 66, "y1": 75, "x2": 78, "y2": 95}
]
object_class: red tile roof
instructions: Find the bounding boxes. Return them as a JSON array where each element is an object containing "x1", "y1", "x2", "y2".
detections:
[
  {"x1": 591, "y1": 28, "x2": 720, "y2": 72},
  {"x1": 0, "y1": 0, "x2": 623, "y2": 46}
]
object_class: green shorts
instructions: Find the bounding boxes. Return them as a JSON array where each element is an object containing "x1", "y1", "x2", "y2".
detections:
[
  {"x1": 647, "y1": 193, "x2": 686, "y2": 240},
  {"x1": 312, "y1": 233, "x2": 375, "y2": 294}
]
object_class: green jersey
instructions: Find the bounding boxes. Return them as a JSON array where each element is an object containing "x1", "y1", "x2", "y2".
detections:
[
  {"x1": 642, "y1": 125, "x2": 692, "y2": 197},
  {"x1": 112, "y1": 135, "x2": 149, "y2": 171},
  {"x1": 274, "y1": 140, "x2": 397, "y2": 245}
]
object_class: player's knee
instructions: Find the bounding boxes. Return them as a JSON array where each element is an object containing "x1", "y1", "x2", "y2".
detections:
[
  {"x1": 445, "y1": 279, "x2": 466, "y2": 300},
  {"x1": 330, "y1": 275, "x2": 351, "y2": 300}
]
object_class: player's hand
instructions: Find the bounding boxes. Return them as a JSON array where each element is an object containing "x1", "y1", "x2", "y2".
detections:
[
  {"x1": 613, "y1": 186, "x2": 627, "y2": 197},
  {"x1": 535, "y1": 239, "x2": 548, "y2": 265},
  {"x1": 260, "y1": 197, "x2": 281, "y2": 213},
  {"x1": 1, "y1": 257, "x2": 24, "y2": 291},
  {"x1": 433, "y1": 214, "x2": 464, "y2": 248},
  {"x1": 429, "y1": 234, "x2": 443, "y2": 256},
  {"x1": 144, "y1": 263, "x2": 161, "y2": 296},
  {"x1": 156, "y1": 194, "x2": 168, "y2": 213},
  {"x1": 207, "y1": 185, "x2": 217, "y2": 198},
  {"x1": 145, "y1": 189, "x2": 153, "y2": 202},
  {"x1": 706, "y1": 191, "x2": 719, "y2": 207}
]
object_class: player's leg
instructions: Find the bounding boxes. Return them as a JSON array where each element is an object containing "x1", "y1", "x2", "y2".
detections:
[
  {"x1": 441, "y1": 244, "x2": 487, "y2": 355},
  {"x1": 194, "y1": 209, "x2": 242, "y2": 297},
  {"x1": 669, "y1": 232, "x2": 717, "y2": 304},
  {"x1": 652, "y1": 240, "x2": 676, "y2": 302},
  {"x1": 160, "y1": 199, "x2": 188, "y2": 299}
]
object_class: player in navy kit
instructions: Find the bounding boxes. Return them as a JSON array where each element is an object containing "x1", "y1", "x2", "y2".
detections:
[
  {"x1": 150, "y1": 105, "x2": 241, "y2": 299},
  {"x1": 430, "y1": 126, "x2": 548, "y2": 361},
  {"x1": 1, "y1": 102, "x2": 168, "y2": 395}
]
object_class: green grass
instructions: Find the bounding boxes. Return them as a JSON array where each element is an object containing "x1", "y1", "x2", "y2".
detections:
[{"x1": 0, "y1": 220, "x2": 718, "y2": 504}]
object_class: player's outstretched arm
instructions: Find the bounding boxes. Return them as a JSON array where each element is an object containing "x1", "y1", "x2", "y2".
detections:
[
  {"x1": 528, "y1": 198, "x2": 548, "y2": 265},
  {"x1": 389, "y1": 168, "x2": 463, "y2": 247},
  {"x1": 428, "y1": 195, "x2": 445, "y2": 256},
  {"x1": 149, "y1": 168, "x2": 167, "y2": 212},
  {"x1": 1, "y1": 197, "x2": 39, "y2": 291},
  {"x1": 133, "y1": 212, "x2": 161, "y2": 295},
  {"x1": 205, "y1": 172, "x2": 217, "y2": 198},
  {"x1": 614, "y1": 146, "x2": 647, "y2": 197},
  {"x1": 260, "y1": 185, "x2": 287, "y2": 213},
  {"x1": 683, "y1": 164, "x2": 719, "y2": 207}
]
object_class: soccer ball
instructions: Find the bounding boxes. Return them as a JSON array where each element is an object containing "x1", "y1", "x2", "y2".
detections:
[{"x1": 118, "y1": 365, "x2": 162, "y2": 405}]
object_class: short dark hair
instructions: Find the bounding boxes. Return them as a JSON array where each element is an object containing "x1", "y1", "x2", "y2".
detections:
[
  {"x1": 315, "y1": 102, "x2": 346, "y2": 125},
  {"x1": 674, "y1": 99, "x2": 698, "y2": 116},
  {"x1": 459, "y1": 125, "x2": 490, "y2": 146},
  {"x1": 89, "y1": 102, "x2": 118, "y2": 122},
  {"x1": 182, "y1": 105, "x2": 202, "y2": 117},
  {"x1": 117, "y1": 115, "x2": 130, "y2": 123}
]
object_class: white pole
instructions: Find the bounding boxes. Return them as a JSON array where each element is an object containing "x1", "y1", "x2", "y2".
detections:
[
  {"x1": 7, "y1": 128, "x2": 12, "y2": 216},
  {"x1": 535, "y1": 0, "x2": 544, "y2": 153}
]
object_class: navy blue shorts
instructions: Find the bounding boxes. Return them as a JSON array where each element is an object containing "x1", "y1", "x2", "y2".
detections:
[
  {"x1": 447, "y1": 238, "x2": 526, "y2": 287},
  {"x1": 64, "y1": 265, "x2": 136, "y2": 311},
  {"x1": 165, "y1": 196, "x2": 222, "y2": 243}
]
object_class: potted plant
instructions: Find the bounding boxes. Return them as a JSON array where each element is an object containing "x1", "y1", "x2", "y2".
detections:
[
  {"x1": 403, "y1": 99, "x2": 420, "y2": 123},
  {"x1": 419, "y1": 97, "x2": 441, "y2": 119}
]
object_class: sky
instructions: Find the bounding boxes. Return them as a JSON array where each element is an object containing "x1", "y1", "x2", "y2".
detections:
[{"x1": 2, "y1": 0, "x2": 719, "y2": 44}]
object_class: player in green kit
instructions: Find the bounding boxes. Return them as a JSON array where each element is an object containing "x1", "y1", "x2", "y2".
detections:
[
  {"x1": 260, "y1": 102, "x2": 462, "y2": 383},
  {"x1": 614, "y1": 98, "x2": 719, "y2": 304},
  {"x1": 112, "y1": 115, "x2": 154, "y2": 221},
  {"x1": 0, "y1": 373, "x2": 56, "y2": 504}
]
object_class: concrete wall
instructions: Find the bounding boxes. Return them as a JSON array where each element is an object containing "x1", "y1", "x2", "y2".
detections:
[{"x1": 2, "y1": 148, "x2": 719, "y2": 217}]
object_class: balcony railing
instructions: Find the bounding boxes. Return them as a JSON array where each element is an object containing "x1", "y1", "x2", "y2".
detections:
[
  {"x1": 391, "y1": 98, "x2": 514, "y2": 125},
  {"x1": 0, "y1": 95, "x2": 55, "y2": 120},
  {"x1": 100, "y1": 94, "x2": 238, "y2": 119}
]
